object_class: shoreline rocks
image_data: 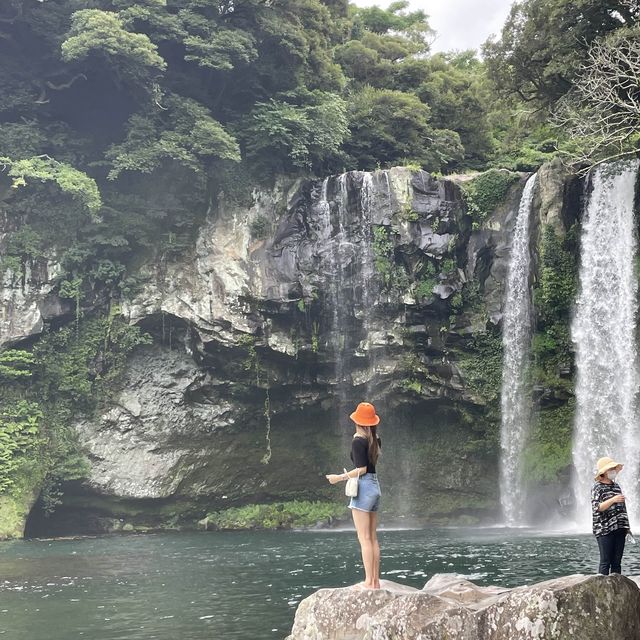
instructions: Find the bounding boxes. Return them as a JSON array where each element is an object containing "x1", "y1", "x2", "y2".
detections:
[{"x1": 287, "y1": 573, "x2": 640, "y2": 640}]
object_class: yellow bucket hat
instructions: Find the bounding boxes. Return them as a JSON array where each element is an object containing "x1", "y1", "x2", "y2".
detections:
[{"x1": 595, "y1": 456, "x2": 623, "y2": 480}]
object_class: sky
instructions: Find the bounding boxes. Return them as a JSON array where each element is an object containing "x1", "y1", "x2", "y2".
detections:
[{"x1": 353, "y1": 0, "x2": 515, "y2": 53}]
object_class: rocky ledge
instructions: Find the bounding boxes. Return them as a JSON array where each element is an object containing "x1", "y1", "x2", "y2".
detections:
[{"x1": 287, "y1": 573, "x2": 640, "y2": 640}]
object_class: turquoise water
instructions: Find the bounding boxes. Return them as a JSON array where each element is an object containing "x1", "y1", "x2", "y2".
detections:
[{"x1": 1, "y1": 528, "x2": 638, "y2": 639}]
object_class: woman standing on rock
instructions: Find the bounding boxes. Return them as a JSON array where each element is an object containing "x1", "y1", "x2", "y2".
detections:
[
  {"x1": 326, "y1": 402, "x2": 382, "y2": 590},
  {"x1": 592, "y1": 456, "x2": 630, "y2": 575}
]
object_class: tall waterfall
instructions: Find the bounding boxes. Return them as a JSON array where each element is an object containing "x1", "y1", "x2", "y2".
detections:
[
  {"x1": 314, "y1": 173, "x2": 378, "y2": 414},
  {"x1": 572, "y1": 160, "x2": 640, "y2": 529},
  {"x1": 500, "y1": 173, "x2": 537, "y2": 526}
]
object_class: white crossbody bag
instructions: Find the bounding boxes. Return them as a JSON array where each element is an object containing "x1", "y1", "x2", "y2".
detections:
[{"x1": 344, "y1": 469, "x2": 359, "y2": 497}]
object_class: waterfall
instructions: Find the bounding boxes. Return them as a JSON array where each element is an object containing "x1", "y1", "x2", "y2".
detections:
[
  {"x1": 500, "y1": 173, "x2": 537, "y2": 527},
  {"x1": 360, "y1": 173, "x2": 380, "y2": 402},
  {"x1": 571, "y1": 160, "x2": 640, "y2": 529},
  {"x1": 313, "y1": 171, "x2": 386, "y2": 422},
  {"x1": 316, "y1": 177, "x2": 348, "y2": 412}
]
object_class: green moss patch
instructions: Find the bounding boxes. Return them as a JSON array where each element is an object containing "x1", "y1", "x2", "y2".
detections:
[
  {"x1": 205, "y1": 500, "x2": 346, "y2": 530},
  {"x1": 461, "y1": 169, "x2": 520, "y2": 226}
]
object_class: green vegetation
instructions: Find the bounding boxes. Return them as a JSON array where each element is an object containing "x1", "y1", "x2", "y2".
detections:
[
  {"x1": 399, "y1": 202, "x2": 419, "y2": 222},
  {"x1": 0, "y1": 0, "x2": 515, "y2": 318},
  {"x1": 455, "y1": 330, "x2": 503, "y2": 403},
  {"x1": 401, "y1": 379, "x2": 423, "y2": 394},
  {"x1": 0, "y1": 350, "x2": 35, "y2": 380},
  {"x1": 525, "y1": 224, "x2": 579, "y2": 482},
  {"x1": 415, "y1": 262, "x2": 437, "y2": 300},
  {"x1": 0, "y1": 401, "x2": 42, "y2": 493},
  {"x1": 461, "y1": 170, "x2": 520, "y2": 226},
  {"x1": 523, "y1": 402, "x2": 574, "y2": 483},
  {"x1": 0, "y1": 314, "x2": 151, "y2": 525},
  {"x1": 344, "y1": 87, "x2": 463, "y2": 171},
  {"x1": 0, "y1": 156, "x2": 101, "y2": 215},
  {"x1": 531, "y1": 224, "x2": 578, "y2": 390},
  {"x1": 483, "y1": 0, "x2": 632, "y2": 108},
  {"x1": 249, "y1": 214, "x2": 271, "y2": 240},
  {"x1": 372, "y1": 226, "x2": 403, "y2": 289},
  {"x1": 205, "y1": 500, "x2": 346, "y2": 530},
  {"x1": 483, "y1": 0, "x2": 638, "y2": 169}
]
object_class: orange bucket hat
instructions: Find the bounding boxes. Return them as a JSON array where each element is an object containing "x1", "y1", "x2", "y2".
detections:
[{"x1": 350, "y1": 402, "x2": 380, "y2": 427}]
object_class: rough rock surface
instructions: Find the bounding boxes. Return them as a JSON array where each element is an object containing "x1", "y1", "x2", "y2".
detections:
[
  {"x1": 0, "y1": 257, "x2": 70, "y2": 348},
  {"x1": 287, "y1": 573, "x2": 640, "y2": 640}
]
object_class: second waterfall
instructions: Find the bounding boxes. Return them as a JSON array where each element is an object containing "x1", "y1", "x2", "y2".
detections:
[
  {"x1": 500, "y1": 173, "x2": 537, "y2": 527},
  {"x1": 572, "y1": 160, "x2": 640, "y2": 529}
]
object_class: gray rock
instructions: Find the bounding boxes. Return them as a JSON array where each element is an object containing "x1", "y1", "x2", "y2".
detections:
[
  {"x1": 0, "y1": 258, "x2": 68, "y2": 347},
  {"x1": 287, "y1": 580, "x2": 418, "y2": 640},
  {"x1": 74, "y1": 344, "x2": 235, "y2": 500},
  {"x1": 288, "y1": 573, "x2": 640, "y2": 640}
]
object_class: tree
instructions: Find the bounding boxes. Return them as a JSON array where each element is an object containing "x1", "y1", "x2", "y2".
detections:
[
  {"x1": 416, "y1": 52, "x2": 494, "y2": 170},
  {"x1": 554, "y1": 26, "x2": 640, "y2": 171},
  {"x1": 350, "y1": 0, "x2": 433, "y2": 51},
  {"x1": 240, "y1": 90, "x2": 349, "y2": 172},
  {"x1": 483, "y1": 0, "x2": 636, "y2": 108},
  {"x1": 105, "y1": 94, "x2": 241, "y2": 179},
  {"x1": 343, "y1": 87, "x2": 463, "y2": 171},
  {"x1": 0, "y1": 155, "x2": 101, "y2": 214},
  {"x1": 61, "y1": 9, "x2": 167, "y2": 85}
]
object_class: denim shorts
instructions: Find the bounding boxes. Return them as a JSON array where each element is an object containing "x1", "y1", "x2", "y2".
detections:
[{"x1": 348, "y1": 473, "x2": 381, "y2": 512}]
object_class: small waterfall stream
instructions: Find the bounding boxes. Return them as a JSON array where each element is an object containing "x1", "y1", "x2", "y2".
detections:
[
  {"x1": 571, "y1": 160, "x2": 640, "y2": 529},
  {"x1": 500, "y1": 173, "x2": 537, "y2": 526},
  {"x1": 315, "y1": 177, "x2": 349, "y2": 417}
]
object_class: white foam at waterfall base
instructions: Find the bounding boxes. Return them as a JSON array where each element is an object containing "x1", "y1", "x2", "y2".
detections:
[
  {"x1": 500, "y1": 173, "x2": 537, "y2": 527},
  {"x1": 572, "y1": 159, "x2": 640, "y2": 531}
]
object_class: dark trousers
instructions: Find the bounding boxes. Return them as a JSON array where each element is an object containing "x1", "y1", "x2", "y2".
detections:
[{"x1": 597, "y1": 529, "x2": 626, "y2": 575}]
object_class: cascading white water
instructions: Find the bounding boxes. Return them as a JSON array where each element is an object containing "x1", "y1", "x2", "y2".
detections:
[
  {"x1": 500, "y1": 173, "x2": 537, "y2": 527},
  {"x1": 360, "y1": 173, "x2": 379, "y2": 401},
  {"x1": 316, "y1": 177, "x2": 347, "y2": 406},
  {"x1": 315, "y1": 172, "x2": 382, "y2": 409},
  {"x1": 571, "y1": 160, "x2": 640, "y2": 530}
]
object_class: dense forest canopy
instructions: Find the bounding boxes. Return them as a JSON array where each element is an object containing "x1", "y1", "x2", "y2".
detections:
[
  {"x1": 0, "y1": 0, "x2": 638, "y2": 514},
  {"x1": 0, "y1": 0, "x2": 500, "y2": 304}
]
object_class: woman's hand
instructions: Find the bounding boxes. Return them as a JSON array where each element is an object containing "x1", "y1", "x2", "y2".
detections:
[
  {"x1": 326, "y1": 474, "x2": 342, "y2": 485},
  {"x1": 599, "y1": 494, "x2": 625, "y2": 511}
]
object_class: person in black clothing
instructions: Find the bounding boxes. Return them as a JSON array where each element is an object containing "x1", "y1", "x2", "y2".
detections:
[
  {"x1": 592, "y1": 456, "x2": 630, "y2": 575},
  {"x1": 326, "y1": 402, "x2": 382, "y2": 589}
]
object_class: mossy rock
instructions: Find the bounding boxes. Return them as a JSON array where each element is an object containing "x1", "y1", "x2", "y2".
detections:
[{"x1": 0, "y1": 460, "x2": 44, "y2": 540}]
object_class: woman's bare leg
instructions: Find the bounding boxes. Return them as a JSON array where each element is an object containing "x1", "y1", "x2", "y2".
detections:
[
  {"x1": 369, "y1": 511, "x2": 380, "y2": 588},
  {"x1": 352, "y1": 509, "x2": 377, "y2": 588}
]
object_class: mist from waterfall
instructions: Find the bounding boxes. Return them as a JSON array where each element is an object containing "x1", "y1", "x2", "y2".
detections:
[
  {"x1": 500, "y1": 173, "x2": 537, "y2": 527},
  {"x1": 571, "y1": 160, "x2": 640, "y2": 530}
]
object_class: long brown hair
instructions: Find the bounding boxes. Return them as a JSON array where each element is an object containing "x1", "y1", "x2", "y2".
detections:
[{"x1": 366, "y1": 425, "x2": 380, "y2": 465}]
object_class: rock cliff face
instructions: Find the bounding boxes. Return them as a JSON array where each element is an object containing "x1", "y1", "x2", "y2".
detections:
[
  {"x1": 1, "y1": 163, "x2": 580, "y2": 536},
  {"x1": 286, "y1": 573, "x2": 640, "y2": 640}
]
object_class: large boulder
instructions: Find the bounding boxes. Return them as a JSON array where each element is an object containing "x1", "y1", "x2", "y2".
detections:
[
  {"x1": 287, "y1": 573, "x2": 640, "y2": 640},
  {"x1": 287, "y1": 580, "x2": 419, "y2": 640}
]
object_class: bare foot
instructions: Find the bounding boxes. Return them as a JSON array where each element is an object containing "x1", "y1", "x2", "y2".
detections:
[{"x1": 350, "y1": 582, "x2": 370, "y2": 591}]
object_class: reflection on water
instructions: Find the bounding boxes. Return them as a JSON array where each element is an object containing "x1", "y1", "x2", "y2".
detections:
[{"x1": 1, "y1": 528, "x2": 638, "y2": 640}]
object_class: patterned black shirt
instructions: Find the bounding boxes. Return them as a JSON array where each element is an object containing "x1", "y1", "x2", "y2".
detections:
[{"x1": 591, "y1": 481, "x2": 630, "y2": 537}]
